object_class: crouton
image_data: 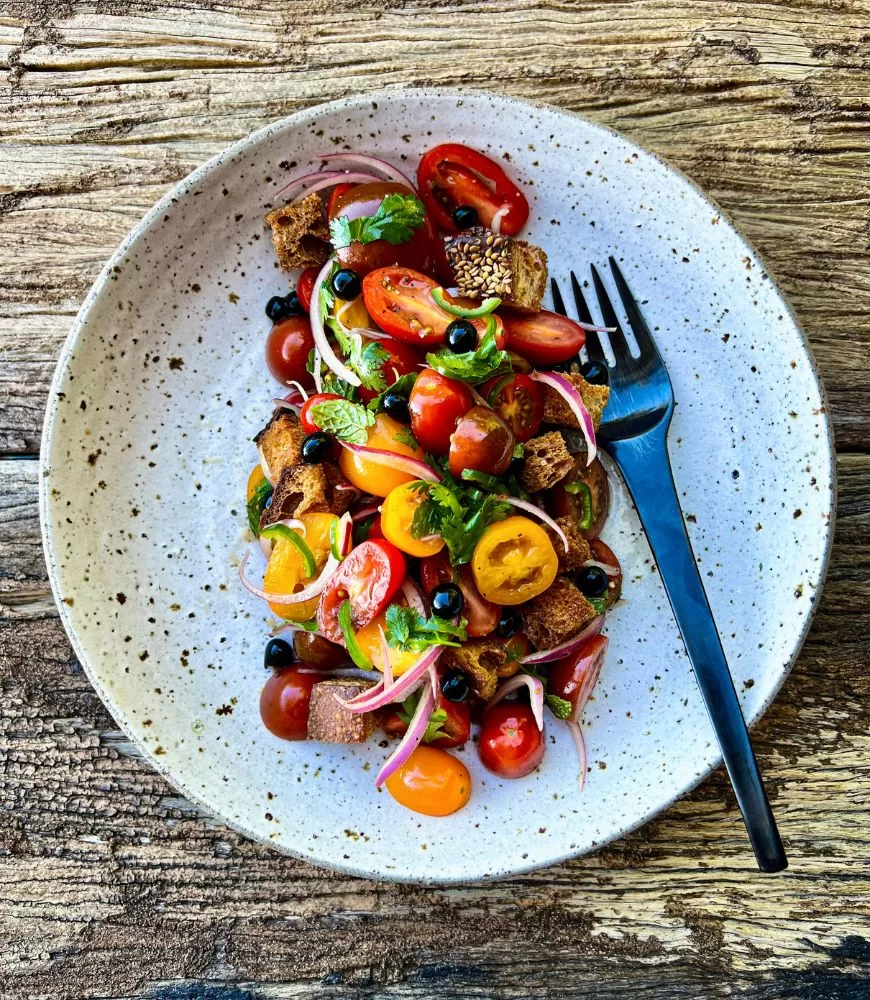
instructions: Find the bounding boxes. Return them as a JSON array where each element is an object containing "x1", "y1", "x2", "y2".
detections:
[
  {"x1": 264, "y1": 192, "x2": 331, "y2": 271},
  {"x1": 547, "y1": 516, "x2": 591, "y2": 571},
  {"x1": 254, "y1": 410, "x2": 306, "y2": 480},
  {"x1": 443, "y1": 227, "x2": 548, "y2": 313},
  {"x1": 520, "y1": 431, "x2": 574, "y2": 493},
  {"x1": 260, "y1": 464, "x2": 330, "y2": 530},
  {"x1": 323, "y1": 462, "x2": 356, "y2": 517},
  {"x1": 442, "y1": 638, "x2": 510, "y2": 701},
  {"x1": 307, "y1": 679, "x2": 379, "y2": 743},
  {"x1": 521, "y1": 576, "x2": 598, "y2": 650},
  {"x1": 541, "y1": 372, "x2": 610, "y2": 431}
]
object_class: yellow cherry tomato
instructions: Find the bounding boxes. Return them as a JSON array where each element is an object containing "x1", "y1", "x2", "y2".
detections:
[
  {"x1": 247, "y1": 464, "x2": 267, "y2": 502},
  {"x1": 264, "y1": 512, "x2": 338, "y2": 620},
  {"x1": 471, "y1": 515, "x2": 558, "y2": 605},
  {"x1": 339, "y1": 412, "x2": 425, "y2": 497},
  {"x1": 333, "y1": 294, "x2": 372, "y2": 330},
  {"x1": 354, "y1": 610, "x2": 420, "y2": 677},
  {"x1": 385, "y1": 746, "x2": 471, "y2": 816},
  {"x1": 379, "y1": 481, "x2": 445, "y2": 558}
]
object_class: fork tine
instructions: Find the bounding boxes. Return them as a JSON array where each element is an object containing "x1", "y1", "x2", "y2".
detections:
[
  {"x1": 569, "y1": 271, "x2": 595, "y2": 326},
  {"x1": 608, "y1": 257, "x2": 659, "y2": 359},
  {"x1": 590, "y1": 264, "x2": 631, "y2": 359},
  {"x1": 550, "y1": 277, "x2": 566, "y2": 315}
]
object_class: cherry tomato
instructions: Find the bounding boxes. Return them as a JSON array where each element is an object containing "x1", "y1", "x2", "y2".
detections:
[
  {"x1": 481, "y1": 373, "x2": 543, "y2": 443},
  {"x1": 259, "y1": 668, "x2": 318, "y2": 741},
  {"x1": 383, "y1": 696, "x2": 471, "y2": 749},
  {"x1": 246, "y1": 464, "x2": 267, "y2": 502},
  {"x1": 317, "y1": 538, "x2": 406, "y2": 642},
  {"x1": 548, "y1": 458, "x2": 611, "y2": 540},
  {"x1": 330, "y1": 182, "x2": 440, "y2": 276},
  {"x1": 362, "y1": 267, "x2": 503, "y2": 346},
  {"x1": 409, "y1": 368, "x2": 474, "y2": 455},
  {"x1": 297, "y1": 267, "x2": 319, "y2": 312},
  {"x1": 419, "y1": 552, "x2": 500, "y2": 638},
  {"x1": 338, "y1": 412, "x2": 427, "y2": 497},
  {"x1": 385, "y1": 746, "x2": 471, "y2": 816},
  {"x1": 471, "y1": 516, "x2": 558, "y2": 605},
  {"x1": 355, "y1": 610, "x2": 419, "y2": 676},
  {"x1": 357, "y1": 337, "x2": 425, "y2": 404},
  {"x1": 326, "y1": 181, "x2": 354, "y2": 217},
  {"x1": 292, "y1": 631, "x2": 349, "y2": 670},
  {"x1": 547, "y1": 634, "x2": 609, "y2": 722},
  {"x1": 448, "y1": 406, "x2": 515, "y2": 478},
  {"x1": 478, "y1": 702, "x2": 544, "y2": 778},
  {"x1": 417, "y1": 143, "x2": 530, "y2": 235},
  {"x1": 501, "y1": 309, "x2": 587, "y2": 366},
  {"x1": 589, "y1": 538, "x2": 622, "y2": 608},
  {"x1": 265, "y1": 315, "x2": 316, "y2": 387},
  {"x1": 380, "y1": 481, "x2": 446, "y2": 558},
  {"x1": 419, "y1": 549, "x2": 454, "y2": 594},
  {"x1": 299, "y1": 392, "x2": 341, "y2": 434},
  {"x1": 500, "y1": 631, "x2": 532, "y2": 677},
  {"x1": 264, "y1": 512, "x2": 339, "y2": 621}
]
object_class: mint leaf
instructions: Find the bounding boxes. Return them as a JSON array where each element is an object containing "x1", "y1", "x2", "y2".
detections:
[
  {"x1": 246, "y1": 478, "x2": 273, "y2": 537},
  {"x1": 545, "y1": 694, "x2": 573, "y2": 721},
  {"x1": 425, "y1": 326, "x2": 513, "y2": 385},
  {"x1": 309, "y1": 398, "x2": 374, "y2": 444},
  {"x1": 366, "y1": 372, "x2": 419, "y2": 412},
  {"x1": 330, "y1": 193, "x2": 426, "y2": 249},
  {"x1": 384, "y1": 604, "x2": 467, "y2": 653}
]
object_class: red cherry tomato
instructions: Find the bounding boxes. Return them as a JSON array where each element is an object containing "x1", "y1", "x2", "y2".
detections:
[
  {"x1": 409, "y1": 368, "x2": 474, "y2": 455},
  {"x1": 417, "y1": 143, "x2": 530, "y2": 235},
  {"x1": 299, "y1": 392, "x2": 341, "y2": 434},
  {"x1": 326, "y1": 182, "x2": 355, "y2": 217},
  {"x1": 448, "y1": 406, "x2": 515, "y2": 478},
  {"x1": 297, "y1": 267, "x2": 319, "y2": 313},
  {"x1": 419, "y1": 550, "x2": 453, "y2": 594},
  {"x1": 501, "y1": 309, "x2": 587, "y2": 366},
  {"x1": 259, "y1": 668, "x2": 318, "y2": 740},
  {"x1": 357, "y1": 337, "x2": 425, "y2": 404},
  {"x1": 481, "y1": 373, "x2": 543, "y2": 443},
  {"x1": 317, "y1": 539, "x2": 406, "y2": 642},
  {"x1": 478, "y1": 701, "x2": 544, "y2": 778},
  {"x1": 419, "y1": 553, "x2": 500, "y2": 638},
  {"x1": 547, "y1": 634, "x2": 609, "y2": 722},
  {"x1": 383, "y1": 696, "x2": 471, "y2": 750},
  {"x1": 265, "y1": 315, "x2": 315, "y2": 387},
  {"x1": 362, "y1": 267, "x2": 504, "y2": 346},
  {"x1": 292, "y1": 632, "x2": 349, "y2": 670}
]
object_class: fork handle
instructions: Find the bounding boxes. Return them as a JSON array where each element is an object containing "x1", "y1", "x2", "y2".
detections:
[{"x1": 606, "y1": 428, "x2": 787, "y2": 873}]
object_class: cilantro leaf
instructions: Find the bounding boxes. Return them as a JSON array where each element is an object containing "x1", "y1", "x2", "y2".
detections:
[
  {"x1": 512, "y1": 443, "x2": 525, "y2": 460},
  {"x1": 348, "y1": 338, "x2": 390, "y2": 392},
  {"x1": 330, "y1": 193, "x2": 426, "y2": 249},
  {"x1": 309, "y1": 398, "x2": 374, "y2": 444},
  {"x1": 394, "y1": 427, "x2": 419, "y2": 451},
  {"x1": 545, "y1": 694, "x2": 573, "y2": 721},
  {"x1": 588, "y1": 597, "x2": 608, "y2": 615},
  {"x1": 398, "y1": 693, "x2": 449, "y2": 743},
  {"x1": 410, "y1": 481, "x2": 511, "y2": 566},
  {"x1": 322, "y1": 372, "x2": 358, "y2": 400},
  {"x1": 425, "y1": 326, "x2": 513, "y2": 385},
  {"x1": 384, "y1": 604, "x2": 467, "y2": 653},
  {"x1": 366, "y1": 372, "x2": 419, "y2": 412},
  {"x1": 246, "y1": 478, "x2": 273, "y2": 537}
]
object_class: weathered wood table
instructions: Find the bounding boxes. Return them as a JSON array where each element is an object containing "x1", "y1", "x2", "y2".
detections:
[{"x1": 2, "y1": 2, "x2": 869, "y2": 997}]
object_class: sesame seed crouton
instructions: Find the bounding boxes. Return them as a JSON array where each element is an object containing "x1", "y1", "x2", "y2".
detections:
[
  {"x1": 264, "y1": 192, "x2": 331, "y2": 271},
  {"x1": 520, "y1": 431, "x2": 574, "y2": 493},
  {"x1": 307, "y1": 679, "x2": 379, "y2": 743},
  {"x1": 541, "y1": 372, "x2": 610, "y2": 431},
  {"x1": 260, "y1": 464, "x2": 330, "y2": 530},
  {"x1": 547, "y1": 516, "x2": 592, "y2": 571},
  {"x1": 443, "y1": 227, "x2": 548, "y2": 313},
  {"x1": 254, "y1": 410, "x2": 306, "y2": 480},
  {"x1": 442, "y1": 638, "x2": 510, "y2": 701},
  {"x1": 521, "y1": 576, "x2": 598, "y2": 650}
]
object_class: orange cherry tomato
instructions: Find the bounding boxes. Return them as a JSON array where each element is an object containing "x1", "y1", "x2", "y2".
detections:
[
  {"x1": 355, "y1": 610, "x2": 420, "y2": 677},
  {"x1": 338, "y1": 412, "x2": 426, "y2": 497},
  {"x1": 471, "y1": 516, "x2": 558, "y2": 605},
  {"x1": 263, "y1": 512, "x2": 339, "y2": 621},
  {"x1": 247, "y1": 464, "x2": 267, "y2": 502},
  {"x1": 385, "y1": 746, "x2": 471, "y2": 816},
  {"x1": 380, "y1": 481, "x2": 446, "y2": 558}
]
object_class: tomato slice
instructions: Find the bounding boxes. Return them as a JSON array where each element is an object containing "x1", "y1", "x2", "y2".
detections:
[
  {"x1": 317, "y1": 539, "x2": 406, "y2": 642},
  {"x1": 417, "y1": 143, "x2": 530, "y2": 235},
  {"x1": 326, "y1": 181, "x2": 355, "y2": 217},
  {"x1": 501, "y1": 309, "x2": 587, "y2": 366},
  {"x1": 296, "y1": 266, "x2": 319, "y2": 313},
  {"x1": 547, "y1": 634, "x2": 609, "y2": 722},
  {"x1": 481, "y1": 373, "x2": 543, "y2": 443}
]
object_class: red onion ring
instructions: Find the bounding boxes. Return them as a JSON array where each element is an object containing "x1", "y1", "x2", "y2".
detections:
[
  {"x1": 530, "y1": 371, "x2": 597, "y2": 466},
  {"x1": 352, "y1": 503, "x2": 382, "y2": 521},
  {"x1": 274, "y1": 169, "x2": 343, "y2": 201},
  {"x1": 237, "y1": 549, "x2": 339, "y2": 605},
  {"x1": 272, "y1": 398, "x2": 301, "y2": 415},
  {"x1": 519, "y1": 615, "x2": 604, "y2": 665},
  {"x1": 285, "y1": 381, "x2": 309, "y2": 402},
  {"x1": 318, "y1": 152, "x2": 415, "y2": 188},
  {"x1": 566, "y1": 720, "x2": 588, "y2": 791},
  {"x1": 502, "y1": 496, "x2": 569, "y2": 552},
  {"x1": 400, "y1": 578, "x2": 428, "y2": 616},
  {"x1": 309, "y1": 258, "x2": 361, "y2": 387},
  {"x1": 375, "y1": 678, "x2": 435, "y2": 787},
  {"x1": 489, "y1": 673, "x2": 545, "y2": 731},
  {"x1": 291, "y1": 171, "x2": 383, "y2": 204},
  {"x1": 338, "y1": 443, "x2": 441, "y2": 483},
  {"x1": 490, "y1": 204, "x2": 511, "y2": 235},
  {"x1": 336, "y1": 646, "x2": 443, "y2": 712},
  {"x1": 378, "y1": 624, "x2": 393, "y2": 689},
  {"x1": 581, "y1": 558, "x2": 620, "y2": 577}
]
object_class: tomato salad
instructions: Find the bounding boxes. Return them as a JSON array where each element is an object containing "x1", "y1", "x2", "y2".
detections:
[{"x1": 242, "y1": 145, "x2": 621, "y2": 817}]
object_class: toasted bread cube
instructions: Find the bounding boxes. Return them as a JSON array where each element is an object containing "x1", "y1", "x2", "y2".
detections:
[
  {"x1": 547, "y1": 516, "x2": 591, "y2": 572},
  {"x1": 264, "y1": 192, "x2": 331, "y2": 271},
  {"x1": 442, "y1": 638, "x2": 510, "y2": 701},
  {"x1": 260, "y1": 464, "x2": 330, "y2": 531},
  {"x1": 307, "y1": 679, "x2": 378, "y2": 743},
  {"x1": 254, "y1": 410, "x2": 306, "y2": 480},
  {"x1": 520, "y1": 431, "x2": 574, "y2": 493},
  {"x1": 443, "y1": 227, "x2": 548, "y2": 313},
  {"x1": 541, "y1": 373, "x2": 610, "y2": 432},
  {"x1": 521, "y1": 577, "x2": 598, "y2": 650}
]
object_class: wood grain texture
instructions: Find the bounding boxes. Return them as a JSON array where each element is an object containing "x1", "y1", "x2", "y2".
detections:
[{"x1": 1, "y1": 1, "x2": 869, "y2": 998}]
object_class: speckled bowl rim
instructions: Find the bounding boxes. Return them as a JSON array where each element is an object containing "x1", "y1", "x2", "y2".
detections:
[{"x1": 40, "y1": 87, "x2": 836, "y2": 883}]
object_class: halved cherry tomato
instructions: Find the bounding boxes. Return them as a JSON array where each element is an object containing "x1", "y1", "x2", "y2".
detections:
[
  {"x1": 548, "y1": 458, "x2": 610, "y2": 540},
  {"x1": 260, "y1": 668, "x2": 318, "y2": 741},
  {"x1": 548, "y1": 634, "x2": 609, "y2": 722},
  {"x1": 265, "y1": 315, "x2": 315, "y2": 387},
  {"x1": 501, "y1": 309, "x2": 587, "y2": 366},
  {"x1": 481, "y1": 373, "x2": 543, "y2": 443},
  {"x1": 355, "y1": 610, "x2": 419, "y2": 676},
  {"x1": 419, "y1": 552, "x2": 500, "y2": 638},
  {"x1": 246, "y1": 464, "x2": 267, "y2": 502},
  {"x1": 448, "y1": 406, "x2": 515, "y2": 478},
  {"x1": 299, "y1": 392, "x2": 341, "y2": 434},
  {"x1": 478, "y1": 702, "x2": 544, "y2": 778},
  {"x1": 417, "y1": 143, "x2": 530, "y2": 235},
  {"x1": 317, "y1": 538, "x2": 406, "y2": 642},
  {"x1": 380, "y1": 481, "x2": 446, "y2": 558},
  {"x1": 589, "y1": 538, "x2": 622, "y2": 608},
  {"x1": 385, "y1": 745, "x2": 471, "y2": 816},
  {"x1": 383, "y1": 695, "x2": 471, "y2": 749},
  {"x1": 409, "y1": 368, "x2": 474, "y2": 455},
  {"x1": 326, "y1": 181, "x2": 354, "y2": 217},
  {"x1": 292, "y1": 631, "x2": 349, "y2": 670},
  {"x1": 264, "y1": 512, "x2": 339, "y2": 621},
  {"x1": 362, "y1": 267, "x2": 504, "y2": 346},
  {"x1": 297, "y1": 267, "x2": 319, "y2": 313},
  {"x1": 357, "y1": 337, "x2": 425, "y2": 404},
  {"x1": 339, "y1": 412, "x2": 426, "y2": 497},
  {"x1": 471, "y1": 516, "x2": 558, "y2": 605}
]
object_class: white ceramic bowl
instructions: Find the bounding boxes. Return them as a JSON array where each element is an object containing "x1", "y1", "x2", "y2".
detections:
[{"x1": 41, "y1": 89, "x2": 834, "y2": 882}]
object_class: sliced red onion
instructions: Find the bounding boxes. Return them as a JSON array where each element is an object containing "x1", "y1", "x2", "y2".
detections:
[
  {"x1": 576, "y1": 321, "x2": 617, "y2": 334},
  {"x1": 502, "y1": 496, "x2": 568, "y2": 552},
  {"x1": 319, "y1": 152, "x2": 415, "y2": 188},
  {"x1": 238, "y1": 549, "x2": 339, "y2": 605},
  {"x1": 530, "y1": 371, "x2": 597, "y2": 466},
  {"x1": 570, "y1": 636, "x2": 607, "y2": 723},
  {"x1": 257, "y1": 445, "x2": 275, "y2": 487},
  {"x1": 291, "y1": 171, "x2": 383, "y2": 204},
  {"x1": 259, "y1": 535, "x2": 273, "y2": 559},
  {"x1": 337, "y1": 646, "x2": 443, "y2": 712},
  {"x1": 519, "y1": 615, "x2": 604, "y2": 665},
  {"x1": 468, "y1": 385, "x2": 492, "y2": 410},
  {"x1": 375, "y1": 679, "x2": 435, "y2": 787},
  {"x1": 490, "y1": 673, "x2": 545, "y2": 731},
  {"x1": 378, "y1": 624, "x2": 393, "y2": 689},
  {"x1": 490, "y1": 204, "x2": 511, "y2": 235},
  {"x1": 581, "y1": 558, "x2": 620, "y2": 577},
  {"x1": 400, "y1": 578, "x2": 428, "y2": 616},
  {"x1": 274, "y1": 169, "x2": 343, "y2": 200},
  {"x1": 270, "y1": 621, "x2": 329, "y2": 641},
  {"x1": 312, "y1": 351, "x2": 323, "y2": 393},
  {"x1": 338, "y1": 443, "x2": 441, "y2": 483},
  {"x1": 352, "y1": 503, "x2": 381, "y2": 521},
  {"x1": 309, "y1": 258, "x2": 361, "y2": 387},
  {"x1": 566, "y1": 720, "x2": 588, "y2": 791},
  {"x1": 419, "y1": 533, "x2": 441, "y2": 544},
  {"x1": 286, "y1": 381, "x2": 309, "y2": 402},
  {"x1": 338, "y1": 511, "x2": 354, "y2": 557},
  {"x1": 271, "y1": 398, "x2": 301, "y2": 415}
]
